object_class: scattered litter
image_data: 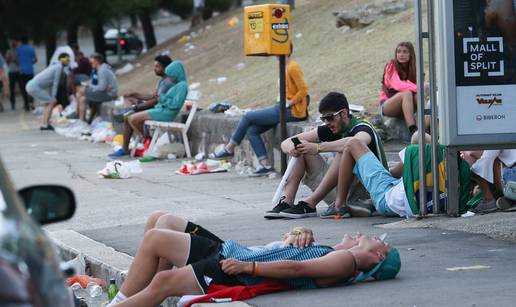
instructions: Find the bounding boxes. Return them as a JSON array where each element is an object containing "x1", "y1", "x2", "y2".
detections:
[
  {"x1": 160, "y1": 50, "x2": 171, "y2": 56},
  {"x1": 44, "y1": 151, "x2": 58, "y2": 155},
  {"x1": 186, "y1": 90, "x2": 202, "y2": 101},
  {"x1": 461, "y1": 211, "x2": 475, "y2": 217},
  {"x1": 195, "y1": 152, "x2": 205, "y2": 161},
  {"x1": 217, "y1": 77, "x2": 227, "y2": 84},
  {"x1": 227, "y1": 16, "x2": 239, "y2": 27},
  {"x1": 268, "y1": 172, "x2": 277, "y2": 179},
  {"x1": 97, "y1": 160, "x2": 142, "y2": 179},
  {"x1": 66, "y1": 275, "x2": 105, "y2": 288},
  {"x1": 295, "y1": 33, "x2": 303, "y2": 38},
  {"x1": 135, "y1": 63, "x2": 142, "y2": 67},
  {"x1": 31, "y1": 144, "x2": 38, "y2": 147},
  {"x1": 189, "y1": 82, "x2": 201, "y2": 90},
  {"x1": 407, "y1": 247, "x2": 415, "y2": 251},
  {"x1": 224, "y1": 105, "x2": 250, "y2": 117},
  {"x1": 236, "y1": 63, "x2": 246, "y2": 70},
  {"x1": 447, "y1": 265, "x2": 490, "y2": 272},
  {"x1": 379, "y1": 233, "x2": 388, "y2": 241},
  {"x1": 168, "y1": 154, "x2": 177, "y2": 160},
  {"x1": 114, "y1": 96, "x2": 125, "y2": 107},
  {"x1": 176, "y1": 160, "x2": 230, "y2": 175},
  {"x1": 209, "y1": 102, "x2": 232, "y2": 113},
  {"x1": 178, "y1": 35, "x2": 191, "y2": 44},
  {"x1": 116, "y1": 63, "x2": 134, "y2": 75},
  {"x1": 366, "y1": 29, "x2": 375, "y2": 34},
  {"x1": 205, "y1": 25, "x2": 212, "y2": 30},
  {"x1": 234, "y1": 160, "x2": 254, "y2": 176},
  {"x1": 190, "y1": 31, "x2": 198, "y2": 38},
  {"x1": 183, "y1": 43, "x2": 196, "y2": 53},
  {"x1": 441, "y1": 232, "x2": 447, "y2": 235}
]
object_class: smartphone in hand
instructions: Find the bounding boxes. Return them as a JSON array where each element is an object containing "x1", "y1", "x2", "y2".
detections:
[{"x1": 291, "y1": 137, "x2": 301, "y2": 147}]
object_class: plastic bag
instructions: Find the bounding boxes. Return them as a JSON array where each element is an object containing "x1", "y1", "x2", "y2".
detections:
[{"x1": 97, "y1": 160, "x2": 142, "y2": 179}]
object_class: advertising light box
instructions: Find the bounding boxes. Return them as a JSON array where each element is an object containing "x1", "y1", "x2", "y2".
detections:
[{"x1": 437, "y1": 0, "x2": 516, "y2": 146}]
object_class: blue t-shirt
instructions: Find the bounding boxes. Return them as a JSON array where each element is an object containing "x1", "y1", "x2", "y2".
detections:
[{"x1": 16, "y1": 44, "x2": 36, "y2": 75}]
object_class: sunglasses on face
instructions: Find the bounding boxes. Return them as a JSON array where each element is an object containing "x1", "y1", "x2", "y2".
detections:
[{"x1": 320, "y1": 109, "x2": 345, "y2": 122}]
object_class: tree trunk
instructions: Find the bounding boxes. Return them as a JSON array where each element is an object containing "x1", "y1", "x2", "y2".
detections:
[
  {"x1": 67, "y1": 24, "x2": 79, "y2": 45},
  {"x1": 0, "y1": 31, "x2": 8, "y2": 54},
  {"x1": 130, "y1": 15, "x2": 139, "y2": 28},
  {"x1": 45, "y1": 34, "x2": 57, "y2": 65},
  {"x1": 139, "y1": 9, "x2": 156, "y2": 49},
  {"x1": 91, "y1": 20, "x2": 106, "y2": 59}
]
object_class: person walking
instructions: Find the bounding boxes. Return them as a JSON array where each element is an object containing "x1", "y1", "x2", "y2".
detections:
[
  {"x1": 16, "y1": 37, "x2": 37, "y2": 111},
  {"x1": 4, "y1": 40, "x2": 20, "y2": 110}
]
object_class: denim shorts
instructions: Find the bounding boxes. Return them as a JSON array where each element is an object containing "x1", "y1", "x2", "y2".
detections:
[{"x1": 353, "y1": 151, "x2": 398, "y2": 216}]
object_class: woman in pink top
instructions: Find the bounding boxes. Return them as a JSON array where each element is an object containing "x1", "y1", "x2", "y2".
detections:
[{"x1": 377, "y1": 42, "x2": 418, "y2": 135}]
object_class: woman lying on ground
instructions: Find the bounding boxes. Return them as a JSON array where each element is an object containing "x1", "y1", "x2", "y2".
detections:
[
  {"x1": 108, "y1": 212, "x2": 401, "y2": 307},
  {"x1": 209, "y1": 42, "x2": 309, "y2": 176},
  {"x1": 377, "y1": 41, "x2": 419, "y2": 136}
]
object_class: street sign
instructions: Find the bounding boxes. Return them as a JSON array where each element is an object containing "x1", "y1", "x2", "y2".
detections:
[{"x1": 437, "y1": 0, "x2": 516, "y2": 146}]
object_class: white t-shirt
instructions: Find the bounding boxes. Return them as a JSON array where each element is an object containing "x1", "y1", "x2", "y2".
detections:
[{"x1": 384, "y1": 148, "x2": 413, "y2": 217}]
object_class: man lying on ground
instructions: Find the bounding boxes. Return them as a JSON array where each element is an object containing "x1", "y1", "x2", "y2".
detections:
[
  {"x1": 264, "y1": 91, "x2": 387, "y2": 219},
  {"x1": 107, "y1": 212, "x2": 401, "y2": 307}
]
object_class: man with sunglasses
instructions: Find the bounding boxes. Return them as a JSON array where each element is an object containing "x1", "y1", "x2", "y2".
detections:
[{"x1": 264, "y1": 92, "x2": 388, "y2": 219}]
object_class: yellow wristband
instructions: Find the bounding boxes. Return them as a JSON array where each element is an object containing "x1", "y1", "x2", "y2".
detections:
[{"x1": 316, "y1": 144, "x2": 321, "y2": 153}]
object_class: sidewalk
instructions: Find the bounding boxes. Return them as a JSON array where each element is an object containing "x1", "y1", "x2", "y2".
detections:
[{"x1": 2, "y1": 110, "x2": 516, "y2": 306}]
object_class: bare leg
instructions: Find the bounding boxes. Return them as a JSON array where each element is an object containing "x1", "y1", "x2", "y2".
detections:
[
  {"x1": 119, "y1": 229, "x2": 191, "y2": 298},
  {"x1": 78, "y1": 96, "x2": 88, "y2": 122},
  {"x1": 334, "y1": 138, "x2": 369, "y2": 209},
  {"x1": 143, "y1": 211, "x2": 167, "y2": 233},
  {"x1": 472, "y1": 173, "x2": 496, "y2": 201},
  {"x1": 117, "y1": 266, "x2": 203, "y2": 307},
  {"x1": 42, "y1": 102, "x2": 57, "y2": 126},
  {"x1": 382, "y1": 90, "x2": 417, "y2": 128},
  {"x1": 304, "y1": 154, "x2": 341, "y2": 208},
  {"x1": 283, "y1": 154, "x2": 326, "y2": 205},
  {"x1": 122, "y1": 118, "x2": 134, "y2": 152},
  {"x1": 128, "y1": 111, "x2": 152, "y2": 137}
]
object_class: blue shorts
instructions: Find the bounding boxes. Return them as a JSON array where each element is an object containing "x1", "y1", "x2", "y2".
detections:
[
  {"x1": 379, "y1": 99, "x2": 387, "y2": 116},
  {"x1": 353, "y1": 152, "x2": 399, "y2": 216},
  {"x1": 145, "y1": 108, "x2": 178, "y2": 122}
]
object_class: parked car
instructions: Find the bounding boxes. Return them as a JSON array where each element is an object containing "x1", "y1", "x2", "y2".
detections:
[
  {"x1": 0, "y1": 156, "x2": 76, "y2": 306},
  {"x1": 104, "y1": 28, "x2": 144, "y2": 55}
]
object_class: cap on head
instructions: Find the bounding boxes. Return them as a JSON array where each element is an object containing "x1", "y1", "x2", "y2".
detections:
[{"x1": 355, "y1": 248, "x2": 401, "y2": 282}]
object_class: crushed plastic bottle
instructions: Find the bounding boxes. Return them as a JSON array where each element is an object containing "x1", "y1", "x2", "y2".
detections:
[{"x1": 87, "y1": 282, "x2": 103, "y2": 297}]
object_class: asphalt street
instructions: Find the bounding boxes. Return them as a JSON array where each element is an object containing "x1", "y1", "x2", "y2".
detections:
[{"x1": 1, "y1": 109, "x2": 516, "y2": 307}]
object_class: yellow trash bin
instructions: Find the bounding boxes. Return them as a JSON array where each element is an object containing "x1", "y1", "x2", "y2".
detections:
[{"x1": 244, "y1": 4, "x2": 291, "y2": 56}]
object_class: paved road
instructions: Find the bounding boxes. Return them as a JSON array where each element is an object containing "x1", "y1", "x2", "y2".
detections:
[{"x1": 1, "y1": 109, "x2": 516, "y2": 306}]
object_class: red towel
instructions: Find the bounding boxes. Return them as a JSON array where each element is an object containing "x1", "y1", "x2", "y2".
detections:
[{"x1": 185, "y1": 280, "x2": 288, "y2": 307}]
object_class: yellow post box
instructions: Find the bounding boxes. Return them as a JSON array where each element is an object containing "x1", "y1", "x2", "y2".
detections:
[{"x1": 244, "y1": 4, "x2": 291, "y2": 56}]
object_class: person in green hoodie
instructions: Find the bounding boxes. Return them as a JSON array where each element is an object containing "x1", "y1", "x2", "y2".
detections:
[
  {"x1": 264, "y1": 92, "x2": 388, "y2": 219},
  {"x1": 331, "y1": 134, "x2": 471, "y2": 217},
  {"x1": 123, "y1": 60, "x2": 188, "y2": 150}
]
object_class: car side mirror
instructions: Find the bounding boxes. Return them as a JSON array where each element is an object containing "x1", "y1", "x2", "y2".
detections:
[{"x1": 18, "y1": 185, "x2": 76, "y2": 225}]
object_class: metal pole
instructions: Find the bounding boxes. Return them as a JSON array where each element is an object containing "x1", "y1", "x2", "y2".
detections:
[
  {"x1": 117, "y1": 17, "x2": 123, "y2": 63},
  {"x1": 415, "y1": 0, "x2": 427, "y2": 216},
  {"x1": 427, "y1": 0, "x2": 440, "y2": 214},
  {"x1": 445, "y1": 147, "x2": 460, "y2": 216},
  {"x1": 279, "y1": 55, "x2": 287, "y2": 174}
]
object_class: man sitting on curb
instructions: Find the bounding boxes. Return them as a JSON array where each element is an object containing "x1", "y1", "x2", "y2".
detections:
[
  {"x1": 107, "y1": 212, "x2": 401, "y2": 307},
  {"x1": 264, "y1": 91, "x2": 388, "y2": 219},
  {"x1": 109, "y1": 55, "x2": 174, "y2": 158},
  {"x1": 76, "y1": 53, "x2": 118, "y2": 124},
  {"x1": 334, "y1": 133, "x2": 471, "y2": 217}
]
